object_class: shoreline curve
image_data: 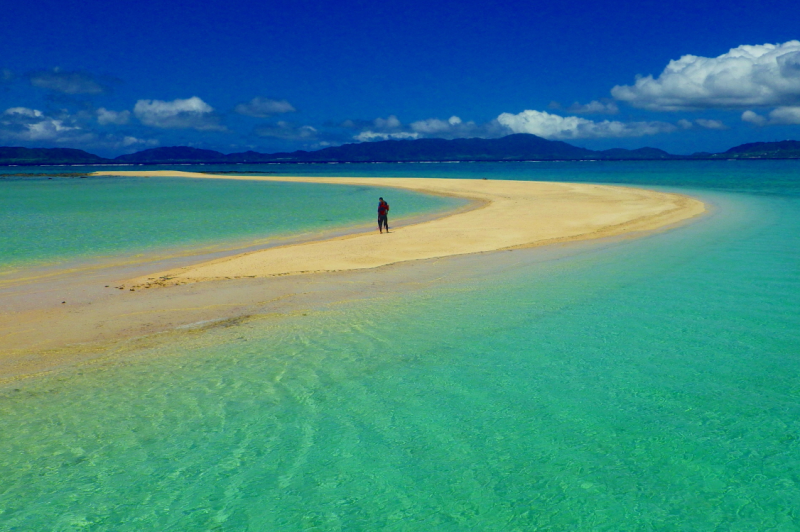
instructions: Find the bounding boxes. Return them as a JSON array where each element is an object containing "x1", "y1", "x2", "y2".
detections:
[
  {"x1": 92, "y1": 171, "x2": 707, "y2": 287},
  {"x1": 0, "y1": 171, "x2": 706, "y2": 381}
]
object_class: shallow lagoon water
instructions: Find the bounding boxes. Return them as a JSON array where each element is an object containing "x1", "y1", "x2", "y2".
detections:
[
  {"x1": 1, "y1": 162, "x2": 799, "y2": 530},
  {"x1": 0, "y1": 173, "x2": 463, "y2": 271}
]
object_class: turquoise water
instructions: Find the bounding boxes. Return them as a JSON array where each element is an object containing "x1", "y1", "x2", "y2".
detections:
[
  {"x1": 1, "y1": 162, "x2": 799, "y2": 530},
  {"x1": 0, "y1": 173, "x2": 463, "y2": 270},
  {"x1": 158, "y1": 159, "x2": 800, "y2": 195}
]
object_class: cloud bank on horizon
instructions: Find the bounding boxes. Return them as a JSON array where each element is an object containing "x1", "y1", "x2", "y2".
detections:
[
  {"x1": 2, "y1": 40, "x2": 800, "y2": 154},
  {"x1": 347, "y1": 39, "x2": 800, "y2": 143}
]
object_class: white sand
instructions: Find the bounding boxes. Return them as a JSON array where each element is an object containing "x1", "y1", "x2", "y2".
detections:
[
  {"x1": 91, "y1": 171, "x2": 706, "y2": 286},
  {"x1": 0, "y1": 171, "x2": 705, "y2": 379}
]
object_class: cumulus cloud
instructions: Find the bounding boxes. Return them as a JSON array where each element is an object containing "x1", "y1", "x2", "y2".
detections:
[
  {"x1": 414, "y1": 115, "x2": 510, "y2": 139},
  {"x1": 351, "y1": 115, "x2": 417, "y2": 141},
  {"x1": 27, "y1": 68, "x2": 113, "y2": 95},
  {"x1": 253, "y1": 121, "x2": 317, "y2": 140},
  {"x1": 612, "y1": 41, "x2": 800, "y2": 110},
  {"x1": 374, "y1": 115, "x2": 402, "y2": 130},
  {"x1": 353, "y1": 115, "x2": 404, "y2": 132},
  {"x1": 1, "y1": 106, "x2": 80, "y2": 141},
  {"x1": 676, "y1": 118, "x2": 728, "y2": 130},
  {"x1": 24, "y1": 121, "x2": 81, "y2": 141},
  {"x1": 1, "y1": 106, "x2": 160, "y2": 150},
  {"x1": 742, "y1": 106, "x2": 800, "y2": 125},
  {"x1": 354, "y1": 113, "x2": 448, "y2": 141},
  {"x1": 133, "y1": 96, "x2": 223, "y2": 130},
  {"x1": 4, "y1": 107, "x2": 44, "y2": 119},
  {"x1": 355, "y1": 130, "x2": 419, "y2": 141},
  {"x1": 410, "y1": 115, "x2": 464, "y2": 134},
  {"x1": 234, "y1": 97, "x2": 296, "y2": 117},
  {"x1": 567, "y1": 100, "x2": 619, "y2": 114},
  {"x1": 351, "y1": 114, "x2": 507, "y2": 142},
  {"x1": 768, "y1": 106, "x2": 800, "y2": 124},
  {"x1": 741, "y1": 110, "x2": 767, "y2": 125},
  {"x1": 496, "y1": 109, "x2": 676, "y2": 139},
  {"x1": 695, "y1": 118, "x2": 727, "y2": 130},
  {"x1": 121, "y1": 136, "x2": 159, "y2": 147},
  {"x1": 96, "y1": 107, "x2": 130, "y2": 125},
  {"x1": 344, "y1": 110, "x2": 679, "y2": 144}
]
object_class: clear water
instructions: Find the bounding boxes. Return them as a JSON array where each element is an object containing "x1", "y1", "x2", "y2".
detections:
[
  {"x1": 1, "y1": 162, "x2": 799, "y2": 530},
  {"x1": 0, "y1": 172, "x2": 464, "y2": 271}
]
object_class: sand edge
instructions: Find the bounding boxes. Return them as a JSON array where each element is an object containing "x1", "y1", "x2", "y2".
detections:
[{"x1": 90, "y1": 171, "x2": 706, "y2": 287}]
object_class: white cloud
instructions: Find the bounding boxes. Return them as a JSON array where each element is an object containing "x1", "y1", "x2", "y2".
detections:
[
  {"x1": 0, "y1": 106, "x2": 161, "y2": 149},
  {"x1": 28, "y1": 68, "x2": 109, "y2": 94},
  {"x1": 4, "y1": 107, "x2": 43, "y2": 118},
  {"x1": 694, "y1": 118, "x2": 727, "y2": 130},
  {"x1": 97, "y1": 107, "x2": 130, "y2": 125},
  {"x1": 133, "y1": 96, "x2": 223, "y2": 130},
  {"x1": 612, "y1": 41, "x2": 800, "y2": 110},
  {"x1": 234, "y1": 97, "x2": 296, "y2": 117},
  {"x1": 410, "y1": 116, "x2": 466, "y2": 134},
  {"x1": 350, "y1": 114, "x2": 507, "y2": 142},
  {"x1": 741, "y1": 110, "x2": 767, "y2": 125},
  {"x1": 1, "y1": 107, "x2": 80, "y2": 141},
  {"x1": 355, "y1": 131, "x2": 419, "y2": 141},
  {"x1": 349, "y1": 111, "x2": 674, "y2": 143},
  {"x1": 742, "y1": 106, "x2": 800, "y2": 125},
  {"x1": 121, "y1": 136, "x2": 159, "y2": 147},
  {"x1": 567, "y1": 100, "x2": 619, "y2": 114},
  {"x1": 767, "y1": 106, "x2": 800, "y2": 124},
  {"x1": 254, "y1": 121, "x2": 317, "y2": 140},
  {"x1": 23, "y1": 119, "x2": 78, "y2": 140},
  {"x1": 353, "y1": 115, "x2": 418, "y2": 141},
  {"x1": 676, "y1": 118, "x2": 729, "y2": 130},
  {"x1": 496, "y1": 109, "x2": 676, "y2": 139},
  {"x1": 373, "y1": 115, "x2": 403, "y2": 130}
]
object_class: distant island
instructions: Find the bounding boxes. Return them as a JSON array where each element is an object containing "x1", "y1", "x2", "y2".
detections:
[{"x1": 2, "y1": 134, "x2": 800, "y2": 165}]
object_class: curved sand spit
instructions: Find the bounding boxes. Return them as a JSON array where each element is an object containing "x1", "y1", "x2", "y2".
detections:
[
  {"x1": 0, "y1": 172, "x2": 705, "y2": 374},
  {"x1": 94, "y1": 171, "x2": 706, "y2": 285}
]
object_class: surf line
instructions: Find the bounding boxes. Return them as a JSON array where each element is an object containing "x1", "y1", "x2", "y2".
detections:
[{"x1": 92, "y1": 170, "x2": 706, "y2": 287}]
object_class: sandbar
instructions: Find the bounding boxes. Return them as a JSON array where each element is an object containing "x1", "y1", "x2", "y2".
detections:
[
  {"x1": 0, "y1": 171, "x2": 705, "y2": 381},
  {"x1": 92, "y1": 171, "x2": 706, "y2": 286}
]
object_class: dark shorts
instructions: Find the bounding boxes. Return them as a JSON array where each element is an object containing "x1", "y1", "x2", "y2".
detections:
[{"x1": 378, "y1": 213, "x2": 388, "y2": 229}]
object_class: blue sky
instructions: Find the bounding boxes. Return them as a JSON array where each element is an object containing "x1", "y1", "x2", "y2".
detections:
[{"x1": 2, "y1": 0, "x2": 799, "y2": 156}]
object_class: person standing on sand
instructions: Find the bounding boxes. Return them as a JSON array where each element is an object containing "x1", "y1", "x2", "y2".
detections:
[{"x1": 378, "y1": 197, "x2": 390, "y2": 233}]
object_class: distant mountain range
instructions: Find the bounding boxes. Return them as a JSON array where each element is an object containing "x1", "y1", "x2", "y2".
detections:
[
  {"x1": 0, "y1": 147, "x2": 108, "y2": 165},
  {"x1": 2, "y1": 134, "x2": 800, "y2": 165}
]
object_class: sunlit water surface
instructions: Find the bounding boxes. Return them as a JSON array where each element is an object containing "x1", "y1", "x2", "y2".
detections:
[{"x1": 1, "y1": 161, "x2": 799, "y2": 530}]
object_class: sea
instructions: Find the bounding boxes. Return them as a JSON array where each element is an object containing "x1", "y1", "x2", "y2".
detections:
[{"x1": 1, "y1": 161, "x2": 799, "y2": 531}]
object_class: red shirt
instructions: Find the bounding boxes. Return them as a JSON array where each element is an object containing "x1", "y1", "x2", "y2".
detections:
[{"x1": 378, "y1": 201, "x2": 389, "y2": 215}]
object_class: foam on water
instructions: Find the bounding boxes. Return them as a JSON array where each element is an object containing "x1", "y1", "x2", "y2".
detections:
[{"x1": 1, "y1": 163, "x2": 799, "y2": 530}]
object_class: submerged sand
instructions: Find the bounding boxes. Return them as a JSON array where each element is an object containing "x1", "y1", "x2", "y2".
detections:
[{"x1": 0, "y1": 171, "x2": 705, "y2": 381}]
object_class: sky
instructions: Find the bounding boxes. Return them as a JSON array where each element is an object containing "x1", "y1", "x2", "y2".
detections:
[{"x1": 2, "y1": 0, "x2": 800, "y2": 156}]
